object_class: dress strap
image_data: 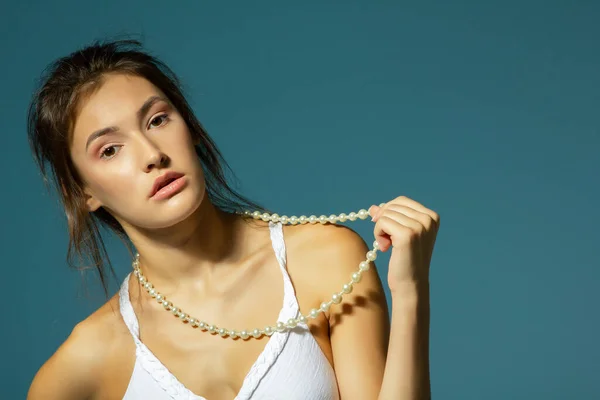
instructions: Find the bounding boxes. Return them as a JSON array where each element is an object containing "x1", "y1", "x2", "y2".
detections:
[
  {"x1": 268, "y1": 221, "x2": 300, "y2": 322},
  {"x1": 119, "y1": 274, "x2": 142, "y2": 343}
]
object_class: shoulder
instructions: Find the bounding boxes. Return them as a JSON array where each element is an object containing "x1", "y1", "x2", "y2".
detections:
[
  {"x1": 27, "y1": 293, "x2": 127, "y2": 400},
  {"x1": 284, "y1": 220, "x2": 367, "y2": 254},
  {"x1": 283, "y1": 221, "x2": 388, "y2": 317},
  {"x1": 283, "y1": 220, "x2": 370, "y2": 264}
]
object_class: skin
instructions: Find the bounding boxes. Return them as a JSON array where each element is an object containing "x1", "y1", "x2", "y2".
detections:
[{"x1": 27, "y1": 73, "x2": 437, "y2": 400}]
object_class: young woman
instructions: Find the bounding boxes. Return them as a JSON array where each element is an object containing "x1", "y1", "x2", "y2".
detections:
[{"x1": 26, "y1": 39, "x2": 439, "y2": 400}]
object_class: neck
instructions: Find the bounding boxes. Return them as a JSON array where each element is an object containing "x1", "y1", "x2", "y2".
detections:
[{"x1": 123, "y1": 199, "x2": 256, "y2": 290}]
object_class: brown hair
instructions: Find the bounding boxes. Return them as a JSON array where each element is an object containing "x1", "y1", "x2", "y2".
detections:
[{"x1": 27, "y1": 38, "x2": 270, "y2": 298}]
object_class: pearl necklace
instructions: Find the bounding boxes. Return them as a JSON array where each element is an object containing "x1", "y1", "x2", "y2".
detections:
[{"x1": 132, "y1": 204, "x2": 385, "y2": 340}]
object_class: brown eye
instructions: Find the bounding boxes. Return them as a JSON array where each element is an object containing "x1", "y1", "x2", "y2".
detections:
[
  {"x1": 149, "y1": 114, "x2": 169, "y2": 129},
  {"x1": 100, "y1": 145, "x2": 121, "y2": 160}
]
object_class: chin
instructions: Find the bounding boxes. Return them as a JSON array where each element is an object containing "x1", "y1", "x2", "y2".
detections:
[{"x1": 162, "y1": 183, "x2": 206, "y2": 221}]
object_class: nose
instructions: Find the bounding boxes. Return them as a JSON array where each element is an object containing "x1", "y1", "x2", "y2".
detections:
[
  {"x1": 139, "y1": 137, "x2": 168, "y2": 172},
  {"x1": 145, "y1": 151, "x2": 167, "y2": 172}
]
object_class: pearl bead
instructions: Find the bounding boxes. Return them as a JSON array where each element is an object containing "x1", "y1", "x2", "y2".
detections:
[
  {"x1": 171, "y1": 307, "x2": 179, "y2": 315},
  {"x1": 178, "y1": 312, "x2": 186, "y2": 320},
  {"x1": 219, "y1": 328, "x2": 228, "y2": 337},
  {"x1": 156, "y1": 294, "x2": 163, "y2": 302},
  {"x1": 359, "y1": 261, "x2": 370, "y2": 271},
  {"x1": 270, "y1": 213, "x2": 280, "y2": 222},
  {"x1": 342, "y1": 283, "x2": 353, "y2": 294},
  {"x1": 329, "y1": 214, "x2": 337, "y2": 223},
  {"x1": 229, "y1": 330, "x2": 238, "y2": 339},
  {"x1": 240, "y1": 330, "x2": 249, "y2": 340},
  {"x1": 319, "y1": 215, "x2": 327, "y2": 224},
  {"x1": 352, "y1": 272, "x2": 362, "y2": 283},
  {"x1": 358, "y1": 209, "x2": 369, "y2": 220},
  {"x1": 208, "y1": 325, "x2": 216, "y2": 334},
  {"x1": 162, "y1": 300, "x2": 171, "y2": 309},
  {"x1": 189, "y1": 318, "x2": 197, "y2": 326},
  {"x1": 309, "y1": 309, "x2": 319, "y2": 319},
  {"x1": 264, "y1": 326, "x2": 274, "y2": 336},
  {"x1": 339, "y1": 213, "x2": 347, "y2": 222},
  {"x1": 252, "y1": 211, "x2": 261, "y2": 219},
  {"x1": 299, "y1": 216, "x2": 307, "y2": 224},
  {"x1": 144, "y1": 282, "x2": 152, "y2": 290},
  {"x1": 332, "y1": 293, "x2": 342, "y2": 304},
  {"x1": 298, "y1": 315, "x2": 307, "y2": 324},
  {"x1": 198, "y1": 321, "x2": 207, "y2": 330},
  {"x1": 287, "y1": 318, "x2": 297, "y2": 328},
  {"x1": 367, "y1": 251, "x2": 377, "y2": 261},
  {"x1": 261, "y1": 213, "x2": 270, "y2": 222},
  {"x1": 373, "y1": 240, "x2": 380, "y2": 250},
  {"x1": 276, "y1": 321, "x2": 286, "y2": 332},
  {"x1": 139, "y1": 276, "x2": 146, "y2": 284},
  {"x1": 309, "y1": 215, "x2": 317, "y2": 224},
  {"x1": 290, "y1": 216, "x2": 298, "y2": 225},
  {"x1": 349, "y1": 212, "x2": 357, "y2": 221},
  {"x1": 252, "y1": 329, "x2": 262, "y2": 338},
  {"x1": 320, "y1": 302, "x2": 330, "y2": 312},
  {"x1": 280, "y1": 215, "x2": 289, "y2": 224},
  {"x1": 149, "y1": 289, "x2": 156, "y2": 297}
]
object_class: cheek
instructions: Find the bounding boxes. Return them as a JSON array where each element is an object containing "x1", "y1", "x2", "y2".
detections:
[{"x1": 91, "y1": 168, "x2": 139, "y2": 204}]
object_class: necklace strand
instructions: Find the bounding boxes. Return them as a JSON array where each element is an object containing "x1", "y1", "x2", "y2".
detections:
[{"x1": 132, "y1": 204, "x2": 385, "y2": 340}]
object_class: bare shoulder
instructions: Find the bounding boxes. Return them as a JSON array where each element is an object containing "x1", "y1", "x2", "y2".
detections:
[
  {"x1": 27, "y1": 293, "x2": 127, "y2": 400},
  {"x1": 283, "y1": 221, "x2": 389, "y2": 317}
]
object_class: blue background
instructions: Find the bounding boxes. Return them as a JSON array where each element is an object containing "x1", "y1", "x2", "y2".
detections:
[{"x1": 1, "y1": 1, "x2": 598, "y2": 398}]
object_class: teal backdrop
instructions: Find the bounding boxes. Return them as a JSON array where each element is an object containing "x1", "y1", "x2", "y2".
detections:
[{"x1": 1, "y1": 1, "x2": 598, "y2": 398}]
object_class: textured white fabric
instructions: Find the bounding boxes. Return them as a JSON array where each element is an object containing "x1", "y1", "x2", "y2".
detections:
[{"x1": 119, "y1": 221, "x2": 340, "y2": 399}]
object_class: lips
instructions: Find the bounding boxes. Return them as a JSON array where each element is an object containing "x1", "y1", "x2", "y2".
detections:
[{"x1": 149, "y1": 171, "x2": 185, "y2": 198}]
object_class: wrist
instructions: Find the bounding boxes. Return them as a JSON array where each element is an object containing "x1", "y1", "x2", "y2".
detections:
[{"x1": 390, "y1": 280, "x2": 430, "y2": 303}]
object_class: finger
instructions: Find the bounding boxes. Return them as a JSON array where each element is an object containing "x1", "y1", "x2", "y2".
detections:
[
  {"x1": 369, "y1": 201, "x2": 389, "y2": 220},
  {"x1": 384, "y1": 204, "x2": 433, "y2": 231},
  {"x1": 374, "y1": 201, "x2": 389, "y2": 220},
  {"x1": 368, "y1": 205, "x2": 380, "y2": 219},
  {"x1": 379, "y1": 209, "x2": 424, "y2": 232},
  {"x1": 373, "y1": 215, "x2": 413, "y2": 252},
  {"x1": 390, "y1": 196, "x2": 440, "y2": 227}
]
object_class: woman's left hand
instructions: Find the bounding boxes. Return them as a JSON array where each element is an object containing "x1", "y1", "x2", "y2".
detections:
[{"x1": 368, "y1": 196, "x2": 440, "y2": 294}]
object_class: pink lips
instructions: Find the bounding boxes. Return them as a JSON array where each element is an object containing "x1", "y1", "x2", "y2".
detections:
[{"x1": 149, "y1": 171, "x2": 186, "y2": 200}]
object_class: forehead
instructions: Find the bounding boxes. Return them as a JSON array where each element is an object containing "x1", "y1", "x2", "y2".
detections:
[{"x1": 71, "y1": 74, "x2": 163, "y2": 147}]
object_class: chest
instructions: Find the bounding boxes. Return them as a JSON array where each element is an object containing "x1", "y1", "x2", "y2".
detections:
[{"x1": 101, "y1": 260, "x2": 334, "y2": 399}]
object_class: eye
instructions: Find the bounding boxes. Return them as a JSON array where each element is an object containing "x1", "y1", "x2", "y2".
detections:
[
  {"x1": 148, "y1": 113, "x2": 170, "y2": 129},
  {"x1": 99, "y1": 145, "x2": 122, "y2": 160}
]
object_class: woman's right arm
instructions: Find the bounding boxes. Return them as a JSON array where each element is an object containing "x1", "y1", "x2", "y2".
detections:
[{"x1": 27, "y1": 322, "x2": 103, "y2": 400}]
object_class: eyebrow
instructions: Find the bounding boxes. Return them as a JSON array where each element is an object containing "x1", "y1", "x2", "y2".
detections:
[{"x1": 85, "y1": 95, "x2": 168, "y2": 152}]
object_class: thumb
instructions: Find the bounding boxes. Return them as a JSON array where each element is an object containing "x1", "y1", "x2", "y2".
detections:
[{"x1": 368, "y1": 205, "x2": 380, "y2": 220}]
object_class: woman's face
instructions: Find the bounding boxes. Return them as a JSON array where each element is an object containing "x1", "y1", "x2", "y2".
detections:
[{"x1": 69, "y1": 73, "x2": 206, "y2": 229}]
